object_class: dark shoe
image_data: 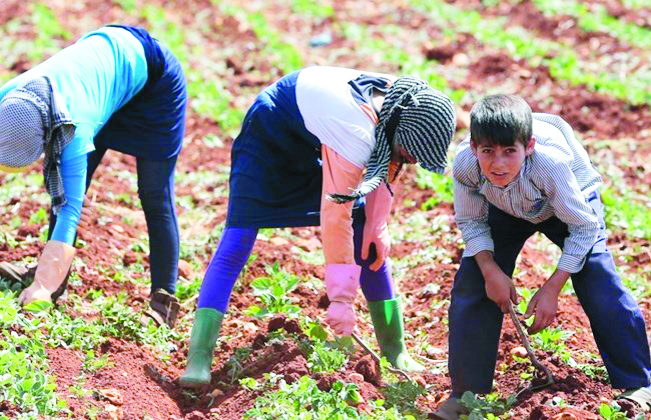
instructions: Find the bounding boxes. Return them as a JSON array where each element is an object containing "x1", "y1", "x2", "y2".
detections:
[
  {"x1": 617, "y1": 386, "x2": 651, "y2": 412},
  {"x1": 143, "y1": 289, "x2": 180, "y2": 328},
  {"x1": 0, "y1": 262, "x2": 36, "y2": 286},
  {"x1": 179, "y1": 308, "x2": 224, "y2": 388},
  {"x1": 431, "y1": 398, "x2": 469, "y2": 420}
]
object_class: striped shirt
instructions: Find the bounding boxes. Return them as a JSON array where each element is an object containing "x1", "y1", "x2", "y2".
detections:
[{"x1": 453, "y1": 113, "x2": 603, "y2": 273}]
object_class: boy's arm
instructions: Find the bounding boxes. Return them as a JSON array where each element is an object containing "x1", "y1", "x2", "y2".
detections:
[
  {"x1": 524, "y1": 268, "x2": 570, "y2": 334},
  {"x1": 524, "y1": 159, "x2": 599, "y2": 333},
  {"x1": 453, "y1": 176, "x2": 493, "y2": 257},
  {"x1": 544, "y1": 161, "x2": 600, "y2": 274},
  {"x1": 454, "y1": 171, "x2": 517, "y2": 312}
]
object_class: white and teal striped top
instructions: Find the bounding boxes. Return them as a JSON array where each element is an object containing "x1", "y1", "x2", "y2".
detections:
[{"x1": 453, "y1": 113, "x2": 603, "y2": 273}]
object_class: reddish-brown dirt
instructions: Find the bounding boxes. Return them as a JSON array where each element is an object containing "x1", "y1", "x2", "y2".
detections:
[{"x1": 1, "y1": 0, "x2": 650, "y2": 419}]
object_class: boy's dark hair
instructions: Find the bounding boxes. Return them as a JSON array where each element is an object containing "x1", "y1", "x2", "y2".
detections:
[{"x1": 470, "y1": 94, "x2": 532, "y2": 147}]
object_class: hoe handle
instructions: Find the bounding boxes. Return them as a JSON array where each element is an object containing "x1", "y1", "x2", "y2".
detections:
[
  {"x1": 509, "y1": 303, "x2": 554, "y2": 390},
  {"x1": 351, "y1": 332, "x2": 415, "y2": 384}
]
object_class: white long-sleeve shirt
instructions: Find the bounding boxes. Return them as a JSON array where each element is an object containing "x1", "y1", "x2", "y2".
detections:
[{"x1": 453, "y1": 113, "x2": 603, "y2": 273}]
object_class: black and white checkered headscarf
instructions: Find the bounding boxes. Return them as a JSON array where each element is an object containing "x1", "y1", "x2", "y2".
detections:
[
  {"x1": 0, "y1": 76, "x2": 75, "y2": 213},
  {"x1": 329, "y1": 76, "x2": 456, "y2": 203}
]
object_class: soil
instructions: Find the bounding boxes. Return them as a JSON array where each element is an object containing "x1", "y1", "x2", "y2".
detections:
[{"x1": 1, "y1": 0, "x2": 650, "y2": 419}]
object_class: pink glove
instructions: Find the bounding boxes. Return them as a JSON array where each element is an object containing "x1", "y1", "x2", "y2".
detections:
[
  {"x1": 19, "y1": 240, "x2": 75, "y2": 305},
  {"x1": 362, "y1": 182, "x2": 393, "y2": 271},
  {"x1": 325, "y1": 263, "x2": 361, "y2": 336}
]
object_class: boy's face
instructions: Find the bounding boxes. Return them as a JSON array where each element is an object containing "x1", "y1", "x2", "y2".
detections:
[{"x1": 472, "y1": 137, "x2": 536, "y2": 187}]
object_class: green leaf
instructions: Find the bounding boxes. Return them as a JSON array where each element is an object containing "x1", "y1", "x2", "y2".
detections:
[{"x1": 23, "y1": 300, "x2": 53, "y2": 313}]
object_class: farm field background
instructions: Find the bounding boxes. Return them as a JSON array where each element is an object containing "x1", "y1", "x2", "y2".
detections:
[{"x1": 1, "y1": 0, "x2": 651, "y2": 418}]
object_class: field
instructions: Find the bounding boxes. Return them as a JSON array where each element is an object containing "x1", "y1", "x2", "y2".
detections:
[{"x1": 1, "y1": 0, "x2": 651, "y2": 418}]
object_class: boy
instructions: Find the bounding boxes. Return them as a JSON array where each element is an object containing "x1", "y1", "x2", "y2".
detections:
[
  {"x1": 433, "y1": 94, "x2": 651, "y2": 419},
  {"x1": 0, "y1": 25, "x2": 186, "y2": 327},
  {"x1": 179, "y1": 66, "x2": 457, "y2": 387}
]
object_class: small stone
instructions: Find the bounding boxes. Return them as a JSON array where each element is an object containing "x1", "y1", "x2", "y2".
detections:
[
  {"x1": 99, "y1": 388, "x2": 123, "y2": 406},
  {"x1": 517, "y1": 68, "x2": 532, "y2": 79},
  {"x1": 510, "y1": 346, "x2": 528, "y2": 359},
  {"x1": 551, "y1": 413, "x2": 577, "y2": 420},
  {"x1": 452, "y1": 53, "x2": 470, "y2": 66},
  {"x1": 112, "y1": 225, "x2": 125, "y2": 234},
  {"x1": 103, "y1": 404, "x2": 123, "y2": 420},
  {"x1": 413, "y1": 375, "x2": 427, "y2": 388},
  {"x1": 348, "y1": 372, "x2": 364, "y2": 382},
  {"x1": 270, "y1": 237, "x2": 290, "y2": 246},
  {"x1": 295, "y1": 237, "x2": 322, "y2": 252},
  {"x1": 309, "y1": 32, "x2": 332, "y2": 47},
  {"x1": 185, "y1": 411, "x2": 206, "y2": 420},
  {"x1": 242, "y1": 321, "x2": 258, "y2": 334},
  {"x1": 211, "y1": 388, "x2": 224, "y2": 398},
  {"x1": 178, "y1": 260, "x2": 193, "y2": 279}
]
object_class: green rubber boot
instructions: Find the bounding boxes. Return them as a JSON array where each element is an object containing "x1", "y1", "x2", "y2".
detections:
[
  {"x1": 179, "y1": 308, "x2": 224, "y2": 388},
  {"x1": 368, "y1": 297, "x2": 424, "y2": 372}
]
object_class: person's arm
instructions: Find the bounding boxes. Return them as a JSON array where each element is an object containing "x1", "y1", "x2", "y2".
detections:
[
  {"x1": 321, "y1": 145, "x2": 364, "y2": 336},
  {"x1": 453, "y1": 178, "x2": 494, "y2": 258},
  {"x1": 321, "y1": 145, "x2": 364, "y2": 265},
  {"x1": 361, "y1": 180, "x2": 392, "y2": 271},
  {"x1": 524, "y1": 159, "x2": 599, "y2": 332},
  {"x1": 454, "y1": 159, "x2": 517, "y2": 313},
  {"x1": 524, "y1": 268, "x2": 569, "y2": 334},
  {"x1": 50, "y1": 153, "x2": 87, "y2": 244},
  {"x1": 18, "y1": 154, "x2": 87, "y2": 306},
  {"x1": 545, "y1": 161, "x2": 600, "y2": 274}
]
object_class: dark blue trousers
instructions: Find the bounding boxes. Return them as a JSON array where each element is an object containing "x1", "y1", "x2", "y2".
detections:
[
  {"x1": 89, "y1": 148, "x2": 180, "y2": 294},
  {"x1": 48, "y1": 150, "x2": 180, "y2": 295},
  {"x1": 449, "y1": 194, "x2": 651, "y2": 394}
]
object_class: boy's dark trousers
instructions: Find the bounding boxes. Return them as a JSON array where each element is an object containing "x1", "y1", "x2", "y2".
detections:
[{"x1": 448, "y1": 193, "x2": 651, "y2": 395}]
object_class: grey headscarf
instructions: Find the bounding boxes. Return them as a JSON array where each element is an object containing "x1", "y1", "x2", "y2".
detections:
[
  {"x1": 0, "y1": 76, "x2": 75, "y2": 213},
  {"x1": 328, "y1": 76, "x2": 456, "y2": 203}
]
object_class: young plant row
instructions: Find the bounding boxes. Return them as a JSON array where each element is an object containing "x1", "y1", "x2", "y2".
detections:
[
  {"x1": 0, "y1": 288, "x2": 179, "y2": 418},
  {"x1": 532, "y1": 0, "x2": 651, "y2": 49},
  {"x1": 409, "y1": 0, "x2": 651, "y2": 105}
]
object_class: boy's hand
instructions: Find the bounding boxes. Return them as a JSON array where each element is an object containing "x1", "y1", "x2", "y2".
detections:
[
  {"x1": 475, "y1": 251, "x2": 517, "y2": 313},
  {"x1": 484, "y1": 268, "x2": 518, "y2": 313},
  {"x1": 524, "y1": 285, "x2": 559, "y2": 334},
  {"x1": 525, "y1": 269, "x2": 570, "y2": 334}
]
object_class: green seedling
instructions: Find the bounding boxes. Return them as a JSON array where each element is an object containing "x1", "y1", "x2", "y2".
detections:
[
  {"x1": 82, "y1": 350, "x2": 113, "y2": 373},
  {"x1": 415, "y1": 168, "x2": 454, "y2": 209},
  {"x1": 224, "y1": 348, "x2": 252, "y2": 384},
  {"x1": 291, "y1": 0, "x2": 334, "y2": 18},
  {"x1": 243, "y1": 376, "x2": 361, "y2": 419},
  {"x1": 0, "y1": 292, "x2": 67, "y2": 417},
  {"x1": 305, "y1": 340, "x2": 348, "y2": 374},
  {"x1": 601, "y1": 186, "x2": 651, "y2": 240},
  {"x1": 380, "y1": 377, "x2": 427, "y2": 417},
  {"x1": 28, "y1": 207, "x2": 48, "y2": 225},
  {"x1": 599, "y1": 402, "x2": 634, "y2": 420},
  {"x1": 239, "y1": 377, "x2": 259, "y2": 391},
  {"x1": 244, "y1": 262, "x2": 301, "y2": 319},
  {"x1": 459, "y1": 391, "x2": 516, "y2": 419},
  {"x1": 531, "y1": 326, "x2": 573, "y2": 356}
]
